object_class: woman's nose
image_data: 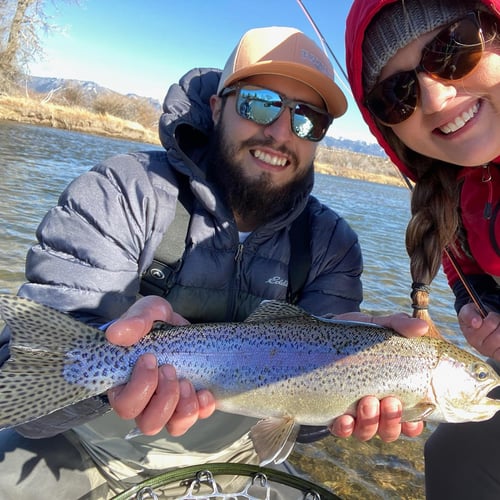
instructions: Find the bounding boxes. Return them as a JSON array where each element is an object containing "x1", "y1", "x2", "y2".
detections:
[{"x1": 417, "y1": 72, "x2": 457, "y2": 115}]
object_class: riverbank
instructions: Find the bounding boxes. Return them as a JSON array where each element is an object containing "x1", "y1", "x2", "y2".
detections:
[
  {"x1": 314, "y1": 160, "x2": 406, "y2": 188},
  {"x1": 0, "y1": 95, "x2": 159, "y2": 145},
  {"x1": 0, "y1": 94, "x2": 405, "y2": 187}
]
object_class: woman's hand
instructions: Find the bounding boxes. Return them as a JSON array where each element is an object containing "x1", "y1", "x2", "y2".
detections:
[{"x1": 459, "y1": 303, "x2": 500, "y2": 360}]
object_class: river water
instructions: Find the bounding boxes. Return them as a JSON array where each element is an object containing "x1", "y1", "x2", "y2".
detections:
[{"x1": 0, "y1": 121, "x2": 466, "y2": 499}]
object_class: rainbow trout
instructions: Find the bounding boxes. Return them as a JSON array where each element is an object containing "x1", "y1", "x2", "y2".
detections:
[{"x1": 1, "y1": 294, "x2": 500, "y2": 465}]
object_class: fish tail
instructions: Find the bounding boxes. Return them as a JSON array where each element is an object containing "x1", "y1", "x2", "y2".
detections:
[{"x1": 0, "y1": 294, "x2": 106, "y2": 429}]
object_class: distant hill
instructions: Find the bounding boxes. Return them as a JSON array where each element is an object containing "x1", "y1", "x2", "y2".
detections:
[
  {"x1": 322, "y1": 136, "x2": 386, "y2": 158},
  {"x1": 26, "y1": 76, "x2": 162, "y2": 111},
  {"x1": 27, "y1": 76, "x2": 108, "y2": 97},
  {"x1": 26, "y1": 75, "x2": 386, "y2": 158}
]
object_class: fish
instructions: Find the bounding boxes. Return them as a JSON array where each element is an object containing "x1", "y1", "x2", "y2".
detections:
[{"x1": 0, "y1": 294, "x2": 500, "y2": 466}]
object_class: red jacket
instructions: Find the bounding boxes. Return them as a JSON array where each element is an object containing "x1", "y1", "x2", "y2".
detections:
[{"x1": 345, "y1": 0, "x2": 500, "y2": 305}]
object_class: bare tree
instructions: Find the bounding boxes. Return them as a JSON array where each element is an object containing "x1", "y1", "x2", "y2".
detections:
[
  {"x1": 1, "y1": 0, "x2": 38, "y2": 91},
  {"x1": 0, "y1": 0, "x2": 77, "y2": 93}
]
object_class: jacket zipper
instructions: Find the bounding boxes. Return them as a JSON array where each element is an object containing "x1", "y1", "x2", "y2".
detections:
[
  {"x1": 227, "y1": 242, "x2": 245, "y2": 320},
  {"x1": 482, "y1": 163, "x2": 493, "y2": 220},
  {"x1": 235, "y1": 242, "x2": 245, "y2": 263}
]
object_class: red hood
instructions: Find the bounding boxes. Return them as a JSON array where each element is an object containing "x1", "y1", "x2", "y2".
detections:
[{"x1": 345, "y1": 0, "x2": 500, "y2": 180}]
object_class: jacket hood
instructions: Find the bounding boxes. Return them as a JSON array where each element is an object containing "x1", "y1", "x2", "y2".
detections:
[
  {"x1": 345, "y1": 0, "x2": 500, "y2": 180},
  {"x1": 159, "y1": 67, "x2": 220, "y2": 156}
]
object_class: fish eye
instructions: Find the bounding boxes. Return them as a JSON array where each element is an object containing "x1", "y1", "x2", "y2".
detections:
[{"x1": 472, "y1": 363, "x2": 490, "y2": 381}]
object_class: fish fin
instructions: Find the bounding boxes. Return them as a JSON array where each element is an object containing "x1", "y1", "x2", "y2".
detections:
[
  {"x1": 0, "y1": 294, "x2": 104, "y2": 352},
  {"x1": 250, "y1": 416, "x2": 300, "y2": 465},
  {"x1": 245, "y1": 300, "x2": 308, "y2": 323},
  {"x1": 402, "y1": 403, "x2": 436, "y2": 422},
  {"x1": 0, "y1": 294, "x2": 108, "y2": 429}
]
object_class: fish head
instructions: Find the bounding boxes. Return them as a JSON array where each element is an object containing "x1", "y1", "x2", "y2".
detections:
[{"x1": 429, "y1": 351, "x2": 500, "y2": 423}]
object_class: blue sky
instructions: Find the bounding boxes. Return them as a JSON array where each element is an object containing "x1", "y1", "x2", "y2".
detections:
[{"x1": 30, "y1": 0, "x2": 374, "y2": 142}]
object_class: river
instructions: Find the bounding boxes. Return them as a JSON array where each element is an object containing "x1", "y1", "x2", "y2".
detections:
[{"x1": 0, "y1": 121, "x2": 466, "y2": 499}]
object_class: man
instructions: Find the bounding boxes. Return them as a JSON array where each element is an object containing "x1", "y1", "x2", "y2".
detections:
[{"x1": 0, "y1": 26, "x2": 426, "y2": 498}]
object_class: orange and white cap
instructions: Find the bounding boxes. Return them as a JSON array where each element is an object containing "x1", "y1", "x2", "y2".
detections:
[{"x1": 217, "y1": 26, "x2": 347, "y2": 118}]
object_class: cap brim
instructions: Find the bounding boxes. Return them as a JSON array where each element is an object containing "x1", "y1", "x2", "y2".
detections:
[{"x1": 223, "y1": 61, "x2": 347, "y2": 118}]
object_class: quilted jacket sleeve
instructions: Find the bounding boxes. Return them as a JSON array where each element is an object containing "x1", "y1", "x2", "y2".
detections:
[
  {"x1": 6, "y1": 151, "x2": 177, "y2": 438},
  {"x1": 18, "y1": 152, "x2": 174, "y2": 320}
]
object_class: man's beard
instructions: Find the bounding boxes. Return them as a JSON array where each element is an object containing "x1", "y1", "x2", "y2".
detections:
[{"x1": 208, "y1": 120, "x2": 313, "y2": 229}]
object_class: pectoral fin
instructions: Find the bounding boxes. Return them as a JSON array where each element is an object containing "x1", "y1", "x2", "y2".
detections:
[
  {"x1": 250, "y1": 416, "x2": 300, "y2": 466},
  {"x1": 402, "y1": 402, "x2": 436, "y2": 422}
]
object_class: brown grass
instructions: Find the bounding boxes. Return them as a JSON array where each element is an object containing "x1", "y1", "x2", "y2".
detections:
[
  {"x1": 315, "y1": 160, "x2": 407, "y2": 188},
  {"x1": 0, "y1": 95, "x2": 159, "y2": 144}
]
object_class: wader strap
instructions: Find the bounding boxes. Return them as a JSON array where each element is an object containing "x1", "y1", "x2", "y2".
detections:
[
  {"x1": 139, "y1": 176, "x2": 193, "y2": 298},
  {"x1": 286, "y1": 209, "x2": 311, "y2": 305}
]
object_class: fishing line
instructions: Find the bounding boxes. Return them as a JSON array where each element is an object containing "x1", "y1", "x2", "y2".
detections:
[
  {"x1": 295, "y1": 0, "x2": 489, "y2": 319},
  {"x1": 295, "y1": 0, "x2": 353, "y2": 97},
  {"x1": 443, "y1": 248, "x2": 489, "y2": 317}
]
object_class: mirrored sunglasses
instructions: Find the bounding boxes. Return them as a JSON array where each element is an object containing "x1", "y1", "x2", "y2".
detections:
[
  {"x1": 365, "y1": 11, "x2": 498, "y2": 125},
  {"x1": 220, "y1": 84, "x2": 333, "y2": 141}
]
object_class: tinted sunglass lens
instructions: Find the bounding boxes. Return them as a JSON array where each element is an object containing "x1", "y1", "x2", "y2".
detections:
[
  {"x1": 237, "y1": 89, "x2": 282, "y2": 125},
  {"x1": 422, "y1": 18, "x2": 483, "y2": 79},
  {"x1": 293, "y1": 104, "x2": 329, "y2": 140},
  {"x1": 366, "y1": 71, "x2": 418, "y2": 124}
]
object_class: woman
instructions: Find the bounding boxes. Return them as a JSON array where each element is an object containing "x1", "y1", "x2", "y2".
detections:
[{"x1": 346, "y1": 0, "x2": 500, "y2": 498}]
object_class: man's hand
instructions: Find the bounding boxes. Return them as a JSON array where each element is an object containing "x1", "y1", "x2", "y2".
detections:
[
  {"x1": 329, "y1": 312, "x2": 428, "y2": 442},
  {"x1": 105, "y1": 296, "x2": 216, "y2": 436},
  {"x1": 459, "y1": 303, "x2": 500, "y2": 360}
]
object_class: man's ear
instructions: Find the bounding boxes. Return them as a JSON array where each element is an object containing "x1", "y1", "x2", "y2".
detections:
[{"x1": 210, "y1": 95, "x2": 222, "y2": 125}]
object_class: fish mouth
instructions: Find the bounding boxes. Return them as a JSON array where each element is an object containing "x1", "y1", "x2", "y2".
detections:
[{"x1": 487, "y1": 386, "x2": 500, "y2": 400}]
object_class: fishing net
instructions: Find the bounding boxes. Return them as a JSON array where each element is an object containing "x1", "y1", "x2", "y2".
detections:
[{"x1": 111, "y1": 463, "x2": 340, "y2": 500}]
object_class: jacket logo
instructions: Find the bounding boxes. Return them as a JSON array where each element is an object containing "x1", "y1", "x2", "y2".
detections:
[
  {"x1": 150, "y1": 268, "x2": 165, "y2": 280},
  {"x1": 266, "y1": 276, "x2": 288, "y2": 287}
]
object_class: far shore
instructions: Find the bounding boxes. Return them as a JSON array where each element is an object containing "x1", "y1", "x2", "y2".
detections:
[
  {"x1": 314, "y1": 161, "x2": 406, "y2": 188},
  {"x1": 0, "y1": 95, "x2": 405, "y2": 188},
  {"x1": 0, "y1": 95, "x2": 159, "y2": 145}
]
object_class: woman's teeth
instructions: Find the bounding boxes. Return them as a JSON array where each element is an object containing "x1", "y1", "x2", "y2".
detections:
[{"x1": 439, "y1": 103, "x2": 479, "y2": 134}]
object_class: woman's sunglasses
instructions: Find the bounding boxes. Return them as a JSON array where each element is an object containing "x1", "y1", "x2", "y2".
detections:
[
  {"x1": 365, "y1": 11, "x2": 497, "y2": 125},
  {"x1": 219, "y1": 84, "x2": 333, "y2": 141}
]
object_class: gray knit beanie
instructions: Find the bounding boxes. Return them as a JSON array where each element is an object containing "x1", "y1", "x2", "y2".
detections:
[{"x1": 363, "y1": 0, "x2": 483, "y2": 94}]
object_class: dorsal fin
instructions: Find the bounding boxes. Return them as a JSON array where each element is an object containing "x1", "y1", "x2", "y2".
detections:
[{"x1": 244, "y1": 300, "x2": 310, "y2": 323}]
